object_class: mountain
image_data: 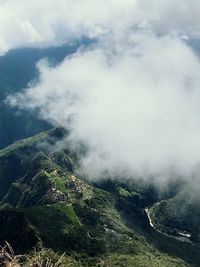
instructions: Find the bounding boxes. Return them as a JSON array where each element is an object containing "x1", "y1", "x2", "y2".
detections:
[
  {"x1": 0, "y1": 39, "x2": 92, "y2": 149},
  {"x1": 149, "y1": 189, "x2": 200, "y2": 242},
  {"x1": 0, "y1": 128, "x2": 200, "y2": 266}
]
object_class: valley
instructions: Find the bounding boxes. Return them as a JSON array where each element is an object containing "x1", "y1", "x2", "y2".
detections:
[
  {"x1": 0, "y1": 128, "x2": 199, "y2": 266},
  {"x1": 145, "y1": 206, "x2": 193, "y2": 244}
]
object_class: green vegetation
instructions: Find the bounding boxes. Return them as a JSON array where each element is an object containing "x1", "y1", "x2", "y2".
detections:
[
  {"x1": 51, "y1": 175, "x2": 70, "y2": 195},
  {"x1": 150, "y1": 190, "x2": 200, "y2": 241},
  {"x1": 0, "y1": 129, "x2": 199, "y2": 266}
]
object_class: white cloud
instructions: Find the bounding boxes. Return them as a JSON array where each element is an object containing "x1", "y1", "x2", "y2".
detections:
[
  {"x1": 6, "y1": 0, "x2": 200, "y2": 182},
  {"x1": 0, "y1": 0, "x2": 136, "y2": 54},
  {"x1": 1, "y1": 0, "x2": 200, "y2": 54},
  {"x1": 8, "y1": 31, "x2": 200, "y2": 179},
  {"x1": 137, "y1": 0, "x2": 200, "y2": 37}
]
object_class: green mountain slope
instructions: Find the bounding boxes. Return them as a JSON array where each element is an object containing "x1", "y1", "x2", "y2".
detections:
[
  {"x1": 0, "y1": 128, "x2": 199, "y2": 266},
  {"x1": 150, "y1": 189, "x2": 200, "y2": 242}
]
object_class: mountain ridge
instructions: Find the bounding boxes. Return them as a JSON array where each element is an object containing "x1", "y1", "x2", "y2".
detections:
[{"x1": 0, "y1": 128, "x2": 199, "y2": 266}]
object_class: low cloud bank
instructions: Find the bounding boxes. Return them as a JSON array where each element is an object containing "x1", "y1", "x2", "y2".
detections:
[
  {"x1": 8, "y1": 33, "x2": 200, "y2": 181},
  {"x1": 6, "y1": 1, "x2": 200, "y2": 184}
]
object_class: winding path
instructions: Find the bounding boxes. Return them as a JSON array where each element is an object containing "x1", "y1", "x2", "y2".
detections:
[{"x1": 145, "y1": 206, "x2": 192, "y2": 244}]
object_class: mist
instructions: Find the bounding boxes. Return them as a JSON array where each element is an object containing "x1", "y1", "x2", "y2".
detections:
[
  {"x1": 5, "y1": 1, "x2": 200, "y2": 185},
  {"x1": 7, "y1": 34, "x2": 200, "y2": 181},
  {"x1": 1, "y1": 0, "x2": 200, "y2": 54}
]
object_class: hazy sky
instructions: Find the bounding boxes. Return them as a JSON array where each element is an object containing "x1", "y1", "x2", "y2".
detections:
[
  {"x1": 6, "y1": 1, "x2": 200, "y2": 180},
  {"x1": 1, "y1": 0, "x2": 200, "y2": 54}
]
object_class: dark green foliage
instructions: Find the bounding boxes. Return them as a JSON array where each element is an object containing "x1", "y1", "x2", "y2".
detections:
[
  {"x1": 0, "y1": 209, "x2": 39, "y2": 252},
  {"x1": 0, "y1": 128, "x2": 67, "y2": 201},
  {"x1": 150, "y1": 190, "x2": 200, "y2": 239},
  {"x1": 0, "y1": 130, "x2": 198, "y2": 266}
]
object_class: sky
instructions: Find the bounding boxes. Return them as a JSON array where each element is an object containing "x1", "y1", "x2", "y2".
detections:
[
  {"x1": 1, "y1": 0, "x2": 200, "y2": 54},
  {"x1": 5, "y1": 0, "x2": 200, "y2": 181}
]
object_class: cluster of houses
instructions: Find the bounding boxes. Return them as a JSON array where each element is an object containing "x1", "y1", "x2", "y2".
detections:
[
  {"x1": 67, "y1": 175, "x2": 83, "y2": 199},
  {"x1": 47, "y1": 171, "x2": 85, "y2": 203},
  {"x1": 50, "y1": 186, "x2": 70, "y2": 202}
]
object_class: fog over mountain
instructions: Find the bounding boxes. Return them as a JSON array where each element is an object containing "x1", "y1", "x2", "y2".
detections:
[
  {"x1": 3, "y1": 2, "x2": 200, "y2": 266},
  {"x1": 5, "y1": 1, "x2": 200, "y2": 183}
]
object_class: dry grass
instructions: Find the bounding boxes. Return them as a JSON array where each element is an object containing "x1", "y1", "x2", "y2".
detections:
[
  {"x1": 25, "y1": 249, "x2": 66, "y2": 267},
  {"x1": 0, "y1": 242, "x2": 71, "y2": 267},
  {"x1": 0, "y1": 241, "x2": 21, "y2": 267}
]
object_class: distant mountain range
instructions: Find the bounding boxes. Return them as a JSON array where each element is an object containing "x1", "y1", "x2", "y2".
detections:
[{"x1": 0, "y1": 39, "x2": 92, "y2": 149}]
